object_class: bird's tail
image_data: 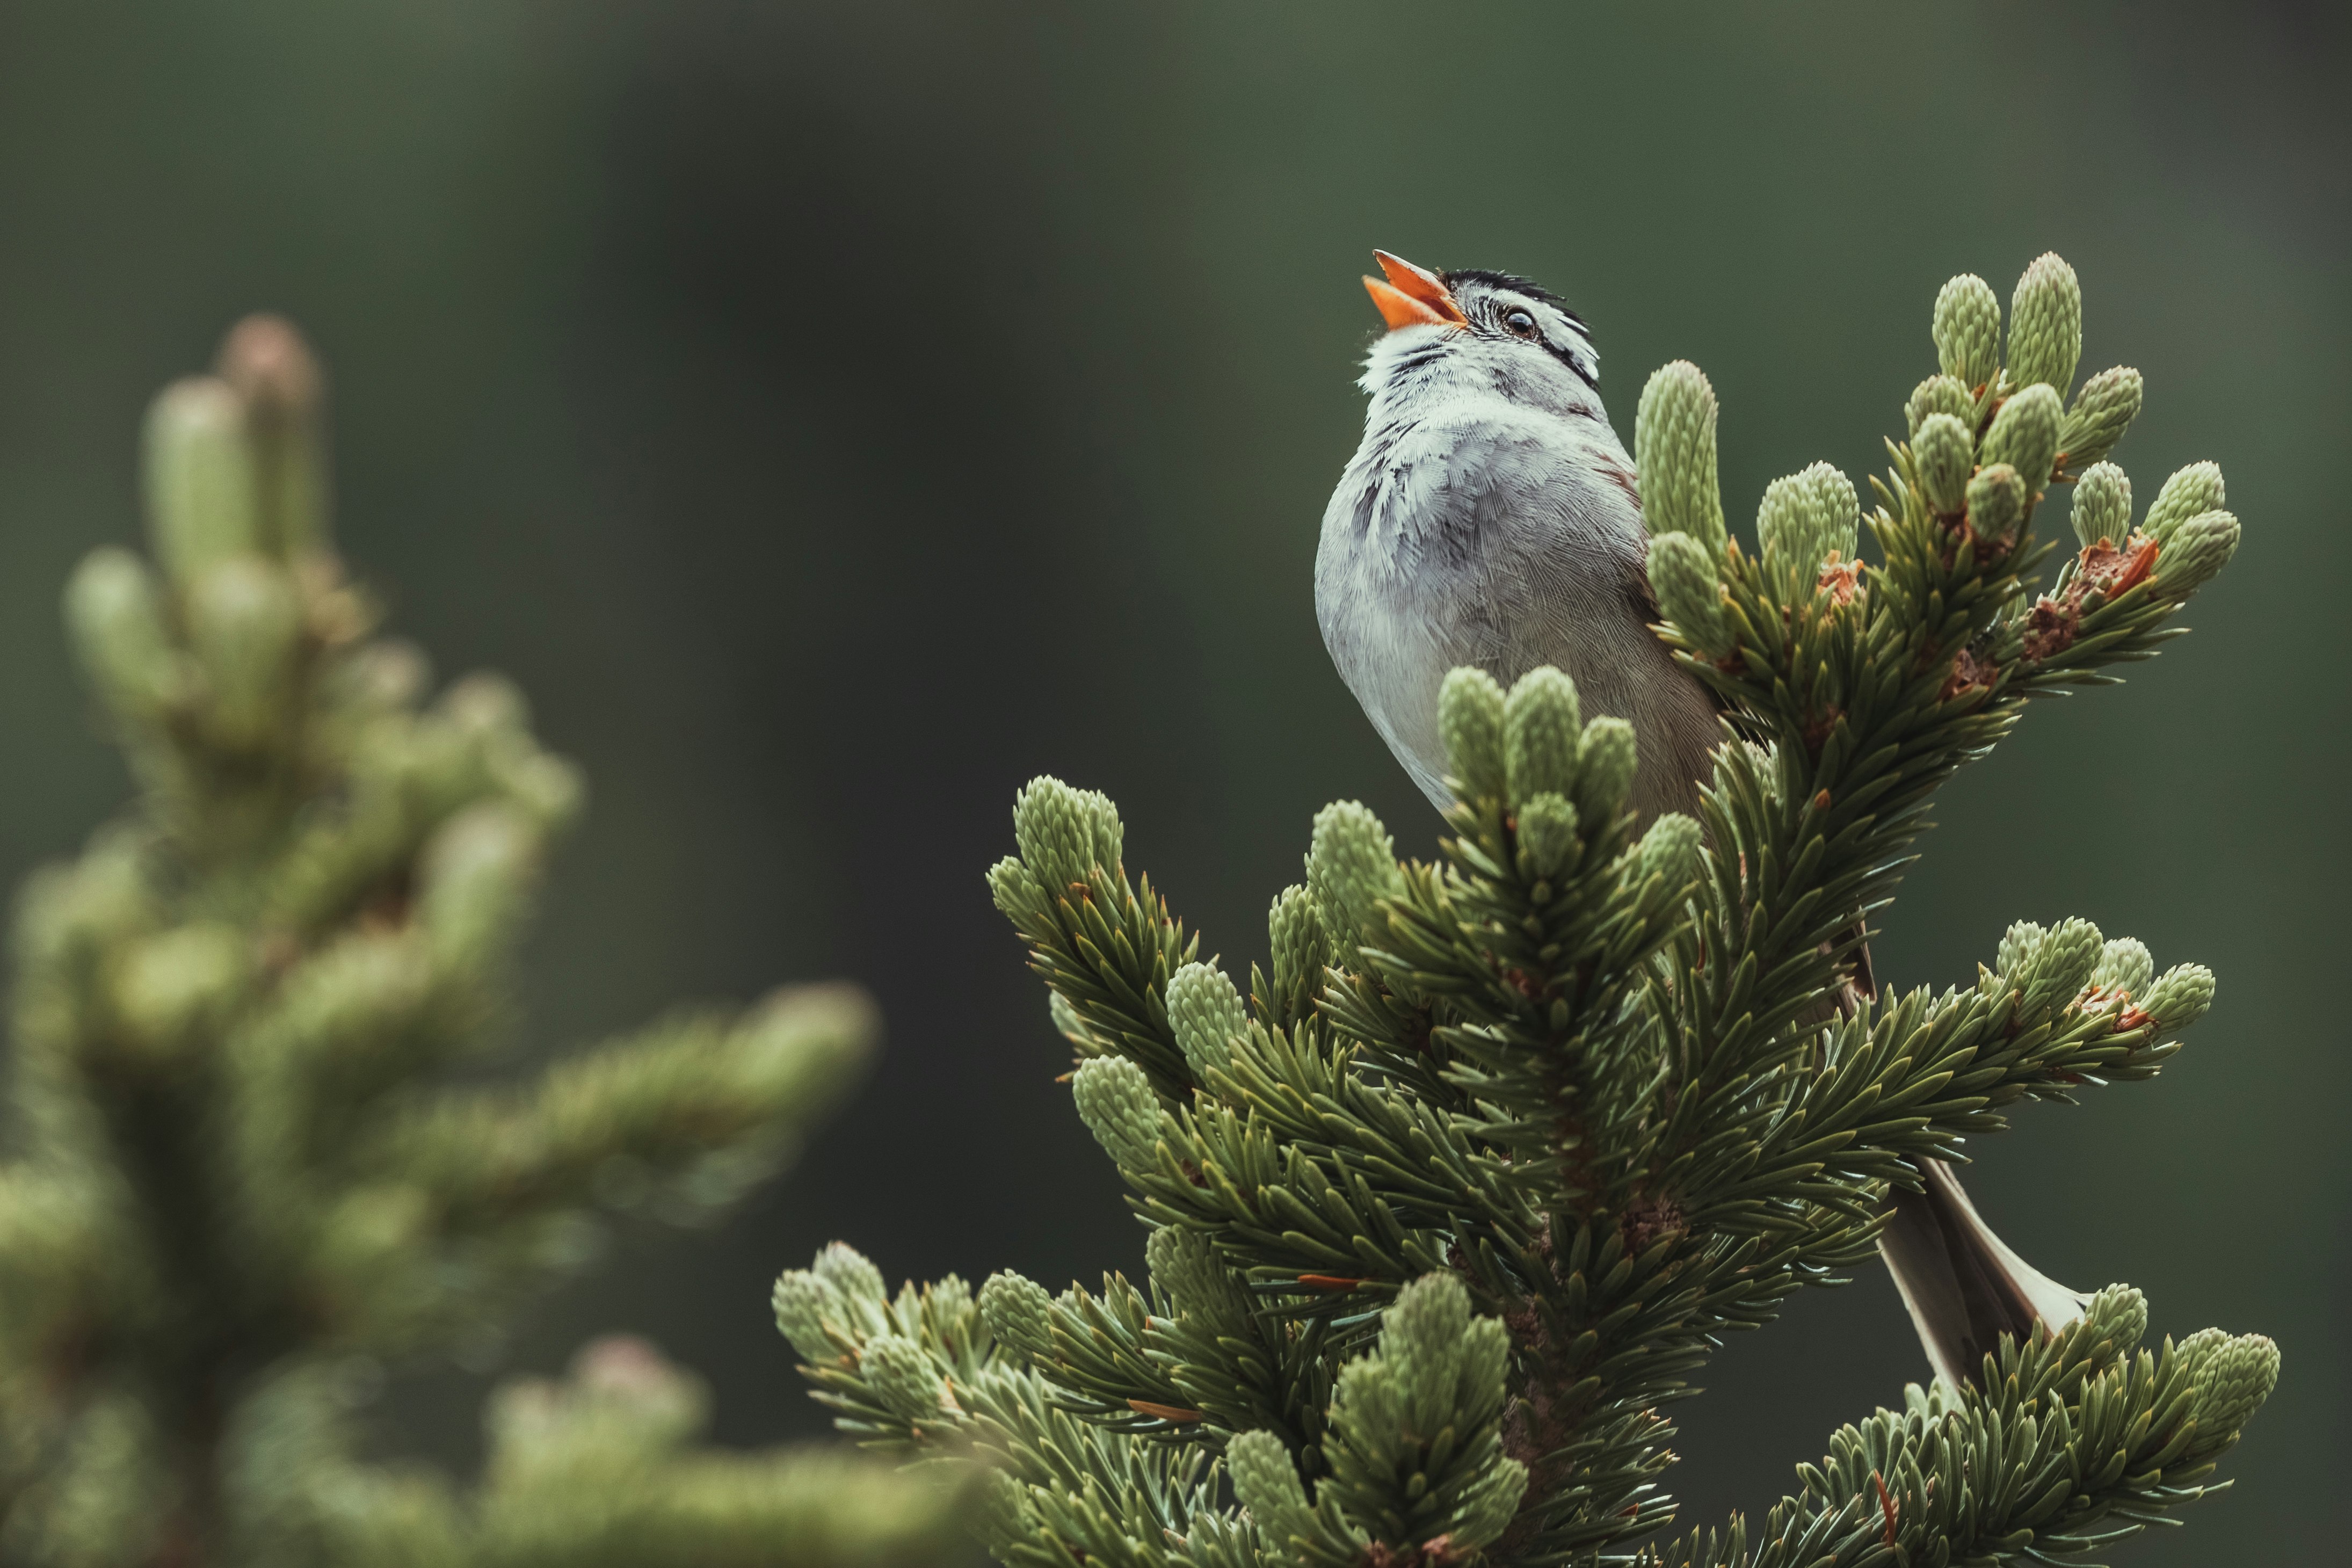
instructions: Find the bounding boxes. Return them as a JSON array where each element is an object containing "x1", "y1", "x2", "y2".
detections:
[
  {"x1": 1877, "y1": 1159, "x2": 2087, "y2": 1390},
  {"x1": 1832, "y1": 933, "x2": 2085, "y2": 1389}
]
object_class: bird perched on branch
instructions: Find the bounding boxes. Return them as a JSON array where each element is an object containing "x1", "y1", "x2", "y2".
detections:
[{"x1": 1315, "y1": 248, "x2": 2081, "y2": 1389}]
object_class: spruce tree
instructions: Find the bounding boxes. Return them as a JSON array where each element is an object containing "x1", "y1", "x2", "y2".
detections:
[
  {"x1": 774, "y1": 255, "x2": 2277, "y2": 1566},
  {"x1": 0, "y1": 317, "x2": 969, "y2": 1566}
]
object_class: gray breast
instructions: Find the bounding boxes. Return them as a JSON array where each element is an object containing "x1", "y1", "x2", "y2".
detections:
[{"x1": 1316, "y1": 397, "x2": 1721, "y2": 821}]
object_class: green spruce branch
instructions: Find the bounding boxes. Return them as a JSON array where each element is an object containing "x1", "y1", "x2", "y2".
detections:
[
  {"x1": 774, "y1": 255, "x2": 2274, "y2": 1568},
  {"x1": 0, "y1": 317, "x2": 971, "y2": 1567}
]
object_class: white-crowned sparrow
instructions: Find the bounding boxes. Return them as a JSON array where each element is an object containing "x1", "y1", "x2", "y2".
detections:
[{"x1": 1317, "y1": 249, "x2": 2082, "y2": 1388}]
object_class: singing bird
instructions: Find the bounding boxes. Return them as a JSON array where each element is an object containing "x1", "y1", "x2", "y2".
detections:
[{"x1": 1315, "y1": 249, "x2": 2082, "y2": 1389}]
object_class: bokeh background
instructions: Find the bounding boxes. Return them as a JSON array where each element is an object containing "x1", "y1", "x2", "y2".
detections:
[{"x1": 0, "y1": 1, "x2": 2342, "y2": 1558}]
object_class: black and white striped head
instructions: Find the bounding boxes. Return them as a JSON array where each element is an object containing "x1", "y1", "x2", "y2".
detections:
[{"x1": 1358, "y1": 250, "x2": 1602, "y2": 418}]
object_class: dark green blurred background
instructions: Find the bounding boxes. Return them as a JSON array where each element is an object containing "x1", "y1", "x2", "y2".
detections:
[{"x1": 1, "y1": 1, "x2": 2341, "y2": 1557}]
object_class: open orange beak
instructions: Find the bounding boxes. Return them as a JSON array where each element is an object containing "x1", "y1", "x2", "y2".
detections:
[{"x1": 1363, "y1": 249, "x2": 1468, "y2": 331}]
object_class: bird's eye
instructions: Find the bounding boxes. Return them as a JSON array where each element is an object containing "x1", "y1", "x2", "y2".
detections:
[{"x1": 1502, "y1": 307, "x2": 1538, "y2": 338}]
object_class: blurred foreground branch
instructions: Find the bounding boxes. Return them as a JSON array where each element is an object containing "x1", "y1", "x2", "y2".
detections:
[{"x1": 0, "y1": 317, "x2": 971, "y2": 1567}]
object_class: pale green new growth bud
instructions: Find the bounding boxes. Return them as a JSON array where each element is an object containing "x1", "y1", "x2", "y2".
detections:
[
  {"x1": 2153, "y1": 511, "x2": 2239, "y2": 596},
  {"x1": 1758, "y1": 463, "x2": 1860, "y2": 576},
  {"x1": 1647, "y1": 531, "x2": 1730, "y2": 656},
  {"x1": 1308, "y1": 801, "x2": 1405, "y2": 945},
  {"x1": 144, "y1": 376, "x2": 259, "y2": 584},
  {"x1": 734, "y1": 983, "x2": 876, "y2": 1104},
  {"x1": 2172, "y1": 1326, "x2": 2227, "y2": 1389},
  {"x1": 1979, "y1": 382, "x2": 2063, "y2": 498},
  {"x1": 1636, "y1": 812, "x2": 1703, "y2": 896},
  {"x1": 2141, "y1": 962, "x2": 2216, "y2": 1028},
  {"x1": 2016, "y1": 916, "x2": 2102, "y2": 1014},
  {"x1": 1226, "y1": 1429, "x2": 1320, "y2": 1548},
  {"x1": 1145, "y1": 1225, "x2": 1253, "y2": 1323},
  {"x1": 1905, "y1": 374, "x2": 1974, "y2": 436},
  {"x1": 2071, "y1": 462, "x2": 2133, "y2": 549},
  {"x1": 1439, "y1": 666, "x2": 1508, "y2": 802},
  {"x1": 184, "y1": 557, "x2": 303, "y2": 748},
  {"x1": 1313, "y1": 1273, "x2": 1527, "y2": 1552},
  {"x1": 812, "y1": 1241, "x2": 888, "y2": 1308},
  {"x1": 1966, "y1": 463, "x2": 2026, "y2": 541},
  {"x1": 1077, "y1": 789, "x2": 1122, "y2": 877},
  {"x1": 2060, "y1": 366, "x2": 2143, "y2": 470},
  {"x1": 1013, "y1": 776, "x2": 1123, "y2": 893},
  {"x1": 417, "y1": 803, "x2": 542, "y2": 963},
  {"x1": 1754, "y1": 475, "x2": 1804, "y2": 563},
  {"x1": 1504, "y1": 667, "x2": 1581, "y2": 805},
  {"x1": 2145, "y1": 462, "x2": 2225, "y2": 544},
  {"x1": 1576, "y1": 717, "x2": 1638, "y2": 830},
  {"x1": 977, "y1": 1270, "x2": 1055, "y2": 1358},
  {"x1": 2007, "y1": 253, "x2": 2082, "y2": 394},
  {"x1": 2082, "y1": 1284, "x2": 2149, "y2": 1359},
  {"x1": 111, "y1": 924, "x2": 250, "y2": 1062},
  {"x1": 860, "y1": 1333, "x2": 948, "y2": 1421},
  {"x1": 1932, "y1": 274, "x2": 2001, "y2": 389},
  {"x1": 1071, "y1": 1055, "x2": 1162, "y2": 1170},
  {"x1": 500, "y1": 751, "x2": 584, "y2": 834},
  {"x1": 441, "y1": 670, "x2": 529, "y2": 737},
  {"x1": 2092, "y1": 937, "x2": 2154, "y2": 997},
  {"x1": 66, "y1": 549, "x2": 182, "y2": 717},
  {"x1": 772, "y1": 1269, "x2": 848, "y2": 1361},
  {"x1": 985, "y1": 855, "x2": 1043, "y2": 923},
  {"x1": 1515, "y1": 792, "x2": 1578, "y2": 880},
  {"x1": 1634, "y1": 360, "x2": 1726, "y2": 548},
  {"x1": 216, "y1": 314, "x2": 331, "y2": 555},
  {"x1": 1268, "y1": 884, "x2": 1330, "y2": 1003},
  {"x1": 1380, "y1": 1273, "x2": 1495, "y2": 1407},
  {"x1": 1994, "y1": 920, "x2": 2046, "y2": 982},
  {"x1": 1913, "y1": 412, "x2": 1974, "y2": 517},
  {"x1": 1800, "y1": 461, "x2": 1860, "y2": 565},
  {"x1": 2193, "y1": 1333, "x2": 2280, "y2": 1439},
  {"x1": 1166, "y1": 961, "x2": 1245, "y2": 1078}
]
